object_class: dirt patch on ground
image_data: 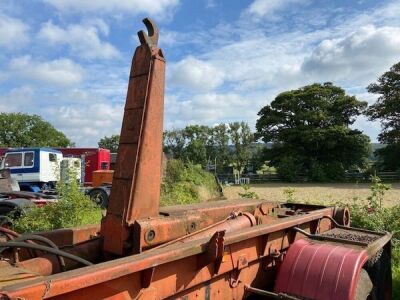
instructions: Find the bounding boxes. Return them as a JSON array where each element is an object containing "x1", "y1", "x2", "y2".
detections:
[{"x1": 223, "y1": 182, "x2": 400, "y2": 207}]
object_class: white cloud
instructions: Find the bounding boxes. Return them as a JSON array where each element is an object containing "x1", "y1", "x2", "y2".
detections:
[
  {"x1": 168, "y1": 5, "x2": 400, "y2": 94},
  {"x1": 244, "y1": 0, "x2": 308, "y2": 18},
  {"x1": 169, "y1": 56, "x2": 225, "y2": 91},
  {"x1": 38, "y1": 21, "x2": 120, "y2": 60},
  {"x1": 206, "y1": 0, "x2": 216, "y2": 8},
  {"x1": 353, "y1": 116, "x2": 381, "y2": 142},
  {"x1": 43, "y1": 0, "x2": 179, "y2": 17},
  {"x1": 302, "y1": 25, "x2": 400, "y2": 84},
  {"x1": 0, "y1": 86, "x2": 34, "y2": 112},
  {"x1": 45, "y1": 101, "x2": 124, "y2": 146},
  {"x1": 0, "y1": 14, "x2": 29, "y2": 49},
  {"x1": 1, "y1": 85, "x2": 124, "y2": 146},
  {"x1": 164, "y1": 92, "x2": 265, "y2": 130},
  {"x1": 199, "y1": 37, "x2": 307, "y2": 92},
  {"x1": 9, "y1": 56, "x2": 84, "y2": 86},
  {"x1": 159, "y1": 30, "x2": 179, "y2": 47},
  {"x1": 85, "y1": 19, "x2": 110, "y2": 35},
  {"x1": 352, "y1": 92, "x2": 378, "y2": 105}
]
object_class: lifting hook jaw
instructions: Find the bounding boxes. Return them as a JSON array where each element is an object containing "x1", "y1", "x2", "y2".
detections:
[{"x1": 137, "y1": 18, "x2": 159, "y2": 48}]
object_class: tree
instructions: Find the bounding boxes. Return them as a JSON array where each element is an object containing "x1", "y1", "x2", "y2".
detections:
[
  {"x1": 182, "y1": 125, "x2": 210, "y2": 166},
  {"x1": 249, "y1": 144, "x2": 268, "y2": 174},
  {"x1": 163, "y1": 129, "x2": 185, "y2": 159},
  {"x1": 374, "y1": 143, "x2": 400, "y2": 171},
  {"x1": 367, "y1": 62, "x2": 400, "y2": 144},
  {"x1": 163, "y1": 122, "x2": 255, "y2": 173},
  {"x1": 210, "y1": 124, "x2": 230, "y2": 173},
  {"x1": 164, "y1": 126, "x2": 211, "y2": 166},
  {"x1": 366, "y1": 62, "x2": 400, "y2": 170},
  {"x1": 0, "y1": 113, "x2": 72, "y2": 147},
  {"x1": 229, "y1": 122, "x2": 254, "y2": 174},
  {"x1": 98, "y1": 135, "x2": 120, "y2": 152},
  {"x1": 256, "y1": 82, "x2": 370, "y2": 181}
]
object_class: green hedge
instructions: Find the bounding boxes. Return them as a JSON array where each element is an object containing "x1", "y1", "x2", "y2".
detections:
[{"x1": 160, "y1": 159, "x2": 220, "y2": 206}]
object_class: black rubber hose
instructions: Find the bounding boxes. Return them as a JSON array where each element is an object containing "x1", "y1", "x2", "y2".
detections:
[
  {"x1": 0, "y1": 227, "x2": 36, "y2": 258},
  {"x1": 0, "y1": 234, "x2": 55, "y2": 253},
  {"x1": 3, "y1": 234, "x2": 66, "y2": 271},
  {"x1": 0, "y1": 242, "x2": 93, "y2": 267},
  {"x1": 0, "y1": 227, "x2": 19, "y2": 238},
  {"x1": 0, "y1": 216, "x2": 13, "y2": 228}
]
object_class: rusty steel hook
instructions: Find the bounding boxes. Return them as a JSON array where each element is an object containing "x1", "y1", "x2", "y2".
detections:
[{"x1": 137, "y1": 18, "x2": 159, "y2": 47}]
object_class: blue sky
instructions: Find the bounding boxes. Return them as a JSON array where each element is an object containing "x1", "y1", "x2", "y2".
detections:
[{"x1": 1, "y1": 0, "x2": 400, "y2": 146}]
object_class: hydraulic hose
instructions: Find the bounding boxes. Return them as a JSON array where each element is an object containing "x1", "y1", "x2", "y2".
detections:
[
  {"x1": 1, "y1": 234, "x2": 66, "y2": 271},
  {"x1": 0, "y1": 242, "x2": 93, "y2": 267},
  {"x1": 0, "y1": 227, "x2": 20, "y2": 238}
]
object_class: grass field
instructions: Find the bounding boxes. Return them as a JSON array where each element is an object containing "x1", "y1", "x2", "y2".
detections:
[{"x1": 223, "y1": 182, "x2": 400, "y2": 206}]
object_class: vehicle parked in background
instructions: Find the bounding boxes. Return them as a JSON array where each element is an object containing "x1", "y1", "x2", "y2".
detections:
[
  {"x1": 0, "y1": 148, "x2": 111, "y2": 186},
  {"x1": 60, "y1": 157, "x2": 82, "y2": 183},
  {"x1": 84, "y1": 170, "x2": 114, "y2": 208},
  {"x1": 0, "y1": 148, "x2": 62, "y2": 192},
  {"x1": 56, "y1": 148, "x2": 110, "y2": 185},
  {"x1": 0, "y1": 169, "x2": 57, "y2": 226},
  {"x1": 0, "y1": 147, "x2": 112, "y2": 207}
]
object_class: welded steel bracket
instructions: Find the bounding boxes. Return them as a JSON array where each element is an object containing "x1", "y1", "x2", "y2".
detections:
[
  {"x1": 141, "y1": 267, "x2": 155, "y2": 288},
  {"x1": 198, "y1": 230, "x2": 225, "y2": 274},
  {"x1": 229, "y1": 254, "x2": 248, "y2": 288}
]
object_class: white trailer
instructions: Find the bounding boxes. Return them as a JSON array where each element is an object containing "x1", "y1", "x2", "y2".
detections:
[{"x1": 0, "y1": 148, "x2": 62, "y2": 192}]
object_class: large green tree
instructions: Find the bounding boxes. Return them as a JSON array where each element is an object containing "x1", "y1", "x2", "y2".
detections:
[
  {"x1": 163, "y1": 123, "x2": 255, "y2": 173},
  {"x1": 229, "y1": 122, "x2": 254, "y2": 174},
  {"x1": 366, "y1": 62, "x2": 400, "y2": 170},
  {"x1": 98, "y1": 134, "x2": 120, "y2": 152},
  {"x1": 0, "y1": 113, "x2": 72, "y2": 147},
  {"x1": 182, "y1": 125, "x2": 211, "y2": 166},
  {"x1": 163, "y1": 129, "x2": 185, "y2": 159},
  {"x1": 256, "y1": 82, "x2": 370, "y2": 181},
  {"x1": 164, "y1": 126, "x2": 211, "y2": 166},
  {"x1": 210, "y1": 124, "x2": 230, "y2": 173}
]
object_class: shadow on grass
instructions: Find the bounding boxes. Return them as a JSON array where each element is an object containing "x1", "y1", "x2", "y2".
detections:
[{"x1": 393, "y1": 265, "x2": 400, "y2": 298}]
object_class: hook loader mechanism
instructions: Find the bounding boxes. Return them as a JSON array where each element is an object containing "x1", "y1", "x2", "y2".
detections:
[{"x1": 0, "y1": 19, "x2": 393, "y2": 300}]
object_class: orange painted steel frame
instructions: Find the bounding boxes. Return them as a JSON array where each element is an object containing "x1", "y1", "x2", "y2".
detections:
[
  {"x1": 2, "y1": 205, "x2": 337, "y2": 299},
  {"x1": 0, "y1": 18, "x2": 392, "y2": 300}
]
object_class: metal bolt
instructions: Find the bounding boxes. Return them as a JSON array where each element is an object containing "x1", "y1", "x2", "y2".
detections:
[
  {"x1": 145, "y1": 229, "x2": 156, "y2": 243},
  {"x1": 190, "y1": 222, "x2": 196, "y2": 231}
]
